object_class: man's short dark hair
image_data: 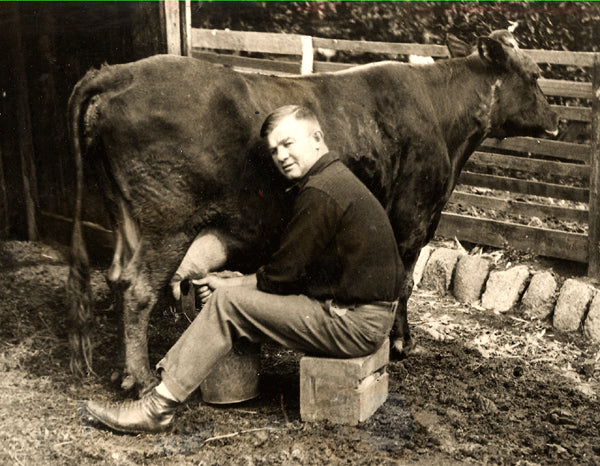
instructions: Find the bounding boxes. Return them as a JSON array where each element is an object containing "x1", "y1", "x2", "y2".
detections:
[{"x1": 260, "y1": 105, "x2": 321, "y2": 139}]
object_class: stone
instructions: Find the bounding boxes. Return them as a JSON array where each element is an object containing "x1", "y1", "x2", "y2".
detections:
[
  {"x1": 553, "y1": 279, "x2": 594, "y2": 332},
  {"x1": 583, "y1": 291, "x2": 600, "y2": 342},
  {"x1": 300, "y1": 339, "x2": 389, "y2": 426},
  {"x1": 412, "y1": 245, "x2": 434, "y2": 288},
  {"x1": 521, "y1": 271, "x2": 557, "y2": 320},
  {"x1": 453, "y1": 255, "x2": 491, "y2": 304},
  {"x1": 421, "y1": 248, "x2": 465, "y2": 295},
  {"x1": 481, "y1": 265, "x2": 530, "y2": 312}
]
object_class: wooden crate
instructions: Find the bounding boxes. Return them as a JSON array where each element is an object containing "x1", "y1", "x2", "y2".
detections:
[{"x1": 300, "y1": 339, "x2": 389, "y2": 425}]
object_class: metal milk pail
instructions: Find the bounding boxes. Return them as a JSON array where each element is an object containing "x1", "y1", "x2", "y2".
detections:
[{"x1": 200, "y1": 340, "x2": 261, "y2": 404}]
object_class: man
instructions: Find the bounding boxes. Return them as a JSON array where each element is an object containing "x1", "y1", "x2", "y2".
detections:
[{"x1": 85, "y1": 105, "x2": 404, "y2": 434}]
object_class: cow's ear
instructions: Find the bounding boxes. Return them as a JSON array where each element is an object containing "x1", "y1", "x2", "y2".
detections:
[
  {"x1": 446, "y1": 34, "x2": 472, "y2": 58},
  {"x1": 477, "y1": 37, "x2": 508, "y2": 68}
]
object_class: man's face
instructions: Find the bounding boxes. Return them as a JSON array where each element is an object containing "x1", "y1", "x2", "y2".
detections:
[{"x1": 266, "y1": 115, "x2": 322, "y2": 180}]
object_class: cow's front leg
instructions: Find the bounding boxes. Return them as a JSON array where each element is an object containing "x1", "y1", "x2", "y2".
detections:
[{"x1": 391, "y1": 272, "x2": 415, "y2": 358}]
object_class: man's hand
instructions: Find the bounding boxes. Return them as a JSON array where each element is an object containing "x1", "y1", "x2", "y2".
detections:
[
  {"x1": 193, "y1": 272, "x2": 257, "y2": 305},
  {"x1": 192, "y1": 275, "x2": 235, "y2": 305}
]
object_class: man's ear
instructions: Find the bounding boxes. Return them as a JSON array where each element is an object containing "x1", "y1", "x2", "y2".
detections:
[
  {"x1": 477, "y1": 36, "x2": 508, "y2": 68},
  {"x1": 312, "y1": 130, "x2": 324, "y2": 144}
]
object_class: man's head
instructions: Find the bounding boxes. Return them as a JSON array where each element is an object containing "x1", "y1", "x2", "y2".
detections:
[{"x1": 261, "y1": 105, "x2": 328, "y2": 180}]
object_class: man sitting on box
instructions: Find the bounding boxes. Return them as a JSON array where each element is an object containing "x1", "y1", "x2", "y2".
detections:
[{"x1": 84, "y1": 105, "x2": 404, "y2": 434}]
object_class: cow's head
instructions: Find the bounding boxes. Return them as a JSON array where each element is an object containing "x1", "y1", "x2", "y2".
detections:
[{"x1": 448, "y1": 30, "x2": 558, "y2": 139}]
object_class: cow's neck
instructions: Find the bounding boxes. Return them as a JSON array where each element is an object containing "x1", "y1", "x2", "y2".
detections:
[{"x1": 428, "y1": 57, "x2": 500, "y2": 176}]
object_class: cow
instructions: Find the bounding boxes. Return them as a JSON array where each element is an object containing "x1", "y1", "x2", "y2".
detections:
[{"x1": 67, "y1": 30, "x2": 557, "y2": 393}]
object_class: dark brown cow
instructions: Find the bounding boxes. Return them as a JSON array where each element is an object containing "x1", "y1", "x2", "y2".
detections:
[{"x1": 67, "y1": 31, "x2": 557, "y2": 392}]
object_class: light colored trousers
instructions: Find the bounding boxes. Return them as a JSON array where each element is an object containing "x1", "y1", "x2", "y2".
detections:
[{"x1": 157, "y1": 285, "x2": 395, "y2": 402}]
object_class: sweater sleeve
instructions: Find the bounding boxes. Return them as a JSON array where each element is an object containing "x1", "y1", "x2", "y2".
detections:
[{"x1": 256, "y1": 187, "x2": 341, "y2": 295}]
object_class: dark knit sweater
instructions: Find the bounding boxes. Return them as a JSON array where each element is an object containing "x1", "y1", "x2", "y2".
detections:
[{"x1": 257, "y1": 151, "x2": 401, "y2": 304}]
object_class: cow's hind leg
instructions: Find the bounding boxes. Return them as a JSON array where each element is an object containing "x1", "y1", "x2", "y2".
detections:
[
  {"x1": 121, "y1": 270, "x2": 158, "y2": 393},
  {"x1": 105, "y1": 207, "x2": 156, "y2": 392},
  {"x1": 113, "y1": 231, "x2": 160, "y2": 393},
  {"x1": 122, "y1": 228, "x2": 233, "y2": 394}
]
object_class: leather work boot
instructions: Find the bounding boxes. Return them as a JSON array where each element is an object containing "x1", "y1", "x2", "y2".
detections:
[{"x1": 85, "y1": 388, "x2": 179, "y2": 434}]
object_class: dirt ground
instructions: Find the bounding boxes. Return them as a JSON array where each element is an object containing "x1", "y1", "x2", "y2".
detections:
[{"x1": 1, "y1": 240, "x2": 599, "y2": 465}]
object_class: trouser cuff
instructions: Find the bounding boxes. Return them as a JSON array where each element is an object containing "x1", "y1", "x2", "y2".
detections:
[{"x1": 155, "y1": 359, "x2": 192, "y2": 403}]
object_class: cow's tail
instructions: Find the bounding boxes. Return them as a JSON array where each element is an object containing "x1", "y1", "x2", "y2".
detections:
[{"x1": 65, "y1": 69, "x2": 107, "y2": 377}]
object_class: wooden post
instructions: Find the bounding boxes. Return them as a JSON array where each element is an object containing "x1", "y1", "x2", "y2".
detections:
[
  {"x1": 301, "y1": 35, "x2": 314, "y2": 75},
  {"x1": 0, "y1": 143, "x2": 8, "y2": 238},
  {"x1": 588, "y1": 53, "x2": 600, "y2": 278},
  {"x1": 180, "y1": 0, "x2": 192, "y2": 57},
  {"x1": 38, "y1": 4, "x2": 67, "y2": 216},
  {"x1": 7, "y1": 3, "x2": 39, "y2": 241},
  {"x1": 161, "y1": 0, "x2": 182, "y2": 55},
  {"x1": 0, "y1": 50, "x2": 11, "y2": 238}
]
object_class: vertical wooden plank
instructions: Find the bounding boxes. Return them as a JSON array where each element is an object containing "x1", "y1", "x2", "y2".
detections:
[
  {"x1": 0, "y1": 143, "x2": 8, "y2": 238},
  {"x1": 0, "y1": 47, "x2": 14, "y2": 237},
  {"x1": 301, "y1": 35, "x2": 314, "y2": 75},
  {"x1": 132, "y1": 1, "x2": 167, "y2": 59},
  {"x1": 180, "y1": 0, "x2": 192, "y2": 57},
  {"x1": 38, "y1": 3, "x2": 67, "y2": 217},
  {"x1": 7, "y1": 3, "x2": 39, "y2": 241},
  {"x1": 588, "y1": 53, "x2": 600, "y2": 278},
  {"x1": 162, "y1": 0, "x2": 181, "y2": 55}
]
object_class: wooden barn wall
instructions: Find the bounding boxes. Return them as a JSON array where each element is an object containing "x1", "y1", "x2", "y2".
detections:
[{"x1": 0, "y1": 1, "x2": 167, "y2": 240}]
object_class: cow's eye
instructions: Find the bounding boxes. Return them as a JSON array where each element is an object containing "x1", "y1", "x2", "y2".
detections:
[{"x1": 530, "y1": 69, "x2": 540, "y2": 80}]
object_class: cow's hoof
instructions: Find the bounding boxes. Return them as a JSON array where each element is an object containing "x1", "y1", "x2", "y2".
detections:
[
  {"x1": 119, "y1": 373, "x2": 159, "y2": 397},
  {"x1": 121, "y1": 374, "x2": 136, "y2": 391},
  {"x1": 390, "y1": 338, "x2": 416, "y2": 360}
]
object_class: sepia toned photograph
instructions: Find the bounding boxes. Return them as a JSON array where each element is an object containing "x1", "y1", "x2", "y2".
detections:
[{"x1": 1, "y1": 1, "x2": 599, "y2": 464}]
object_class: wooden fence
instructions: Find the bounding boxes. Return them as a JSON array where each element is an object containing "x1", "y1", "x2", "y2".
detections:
[{"x1": 187, "y1": 28, "x2": 600, "y2": 275}]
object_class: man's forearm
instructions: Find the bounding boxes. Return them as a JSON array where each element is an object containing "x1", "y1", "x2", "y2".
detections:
[
  {"x1": 227, "y1": 273, "x2": 257, "y2": 288},
  {"x1": 192, "y1": 272, "x2": 257, "y2": 290}
]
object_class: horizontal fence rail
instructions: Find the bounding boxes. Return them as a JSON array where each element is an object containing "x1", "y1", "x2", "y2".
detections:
[
  {"x1": 552, "y1": 105, "x2": 591, "y2": 122},
  {"x1": 189, "y1": 28, "x2": 599, "y2": 268},
  {"x1": 468, "y1": 152, "x2": 589, "y2": 178},
  {"x1": 479, "y1": 138, "x2": 590, "y2": 163},
  {"x1": 311, "y1": 36, "x2": 450, "y2": 57},
  {"x1": 192, "y1": 28, "x2": 306, "y2": 55},
  {"x1": 522, "y1": 49, "x2": 597, "y2": 67},
  {"x1": 436, "y1": 212, "x2": 589, "y2": 263},
  {"x1": 448, "y1": 192, "x2": 588, "y2": 224},
  {"x1": 457, "y1": 173, "x2": 589, "y2": 203}
]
